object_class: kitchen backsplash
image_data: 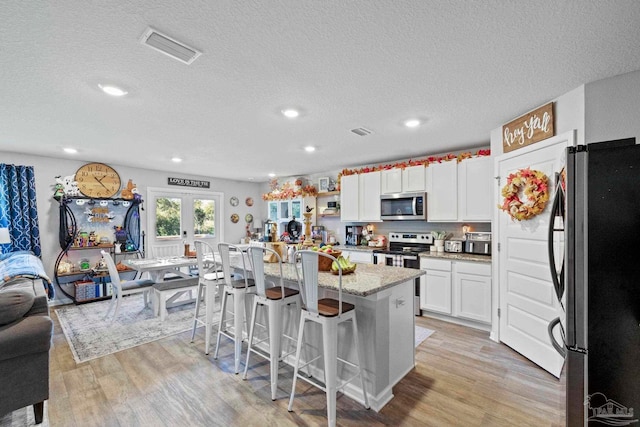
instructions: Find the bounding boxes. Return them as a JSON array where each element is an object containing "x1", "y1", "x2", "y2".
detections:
[{"x1": 320, "y1": 220, "x2": 491, "y2": 246}]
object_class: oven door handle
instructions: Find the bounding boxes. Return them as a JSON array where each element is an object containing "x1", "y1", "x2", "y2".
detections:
[{"x1": 401, "y1": 254, "x2": 418, "y2": 261}]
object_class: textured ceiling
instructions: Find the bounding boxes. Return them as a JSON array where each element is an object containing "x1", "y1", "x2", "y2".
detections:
[{"x1": 2, "y1": 1, "x2": 640, "y2": 181}]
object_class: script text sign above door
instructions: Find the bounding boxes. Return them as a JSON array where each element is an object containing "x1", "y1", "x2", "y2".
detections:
[
  {"x1": 502, "y1": 102, "x2": 554, "y2": 153},
  {"x1": 168, "y1": 177, "x2": 210, "y2": 188}
]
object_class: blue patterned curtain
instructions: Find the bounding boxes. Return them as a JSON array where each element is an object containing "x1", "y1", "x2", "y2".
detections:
[{"x1": 0, "y1": 164, "x2": 42, "y2": 256}]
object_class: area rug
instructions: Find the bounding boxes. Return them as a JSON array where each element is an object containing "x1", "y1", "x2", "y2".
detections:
[
  {"x1": 0, "y1": 404, "x2": 48, "y2": 427},
  {"x1": 415, "y1": 326, "x2": 435, "y2": 347},
  {"x1": 55, "y1": 295, "x2": 203, "y2": 364}
]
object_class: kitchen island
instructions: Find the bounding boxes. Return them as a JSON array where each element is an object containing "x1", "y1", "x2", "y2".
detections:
[{"x1": 240, "y1": 261, "x2": 424, "y2": 411}]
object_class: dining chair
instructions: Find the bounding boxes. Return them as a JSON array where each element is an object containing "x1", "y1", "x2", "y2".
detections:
[
  {"x1": 101, "y1": 250, "x2": 155, "y2": 322},
  {"x1": 214, "y1": 243, "x2": 255, "y2": 374},
  {"x1": 150, "y1": 243, "x2": 191, "y2": 278},
  {"x1": 242, "y1": 246, "x2": 302, "y2": 400},
  {"x1": 288, "y1": 250, "x2": 369, "y2": 427},
  {"x1": 191, "y1": 240, "x2": 225, "y2": 354}
]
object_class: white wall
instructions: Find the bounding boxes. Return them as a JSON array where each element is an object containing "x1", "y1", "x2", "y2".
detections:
[
  {"x1": 490, "y1": 85, "x2": 585, "y2": 156},
  {"x1": 0, "y1": 151, "x2": 265, "y2": 303},
  {"x1": 585, "y1": 69, "x2": 640, "y2": 143}
]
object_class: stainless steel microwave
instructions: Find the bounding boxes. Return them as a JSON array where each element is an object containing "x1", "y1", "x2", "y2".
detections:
[{"x1": 380, "y1": 192, "x2": 427, "y2": 220}]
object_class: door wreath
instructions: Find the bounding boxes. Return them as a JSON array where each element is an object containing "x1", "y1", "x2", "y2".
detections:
[{"x1": 499, "y1": 168, "x2": 549, "y2": 221}]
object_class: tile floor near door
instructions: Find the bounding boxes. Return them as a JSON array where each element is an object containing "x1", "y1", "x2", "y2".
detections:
[{"x1": 47, "y1": 315, "x2": 565, "y2": 426}]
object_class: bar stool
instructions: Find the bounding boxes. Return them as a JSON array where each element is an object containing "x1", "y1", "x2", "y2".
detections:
[
  {"x1": 242, "y1": 246, "x2": 302, "y2": 400},
  {"x1": 288, "y1": 250, "x2": 369, "y2": 427},
  {"x1": 214, "y1": 242, "x2": 255, "y2": 374},
  {"x1": 191, "y1": 240, "x2": 225, "y2": 354}
]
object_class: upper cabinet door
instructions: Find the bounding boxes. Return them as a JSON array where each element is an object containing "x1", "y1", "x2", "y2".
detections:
[
  {"x1": 458, "y1": 156, "x2": 493, "y2": 221},
  {"x1": 340, "y1": 174, "x2": 360, "y2": 221},
  {"x1": 427, "y1": 161, "x2": 458, "y2": 221},
  {"x1": 402, "y1": 165, "x2": 426, "y2": 192},
  {"x1": 381, "y1": 169, "x2": 402, "y2": 194},
  {"x1": 359, "y1": 171, "x2": 381, "y2": 221}
]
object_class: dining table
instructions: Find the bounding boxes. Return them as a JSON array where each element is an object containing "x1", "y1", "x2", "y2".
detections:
[{"x1": 121, "y1": 256, "x2": 200, "y2": 317}]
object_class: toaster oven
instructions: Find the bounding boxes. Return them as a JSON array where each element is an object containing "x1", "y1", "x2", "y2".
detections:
[
  {"x1": 444, "y1": 240, "x2": 463, "y2": 253},
  {"x1": 464, "y1": 232, "x2": 492, "y2": 255}
]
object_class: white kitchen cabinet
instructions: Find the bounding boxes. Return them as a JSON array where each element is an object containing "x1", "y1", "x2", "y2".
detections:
[
  {"x1": 420, "y1": 257, "x2": 491, "y2": 326},
  {"x1": 340, "y1": 174, "x2": 359, "y2": 221},
  {"x1": 380, "y1": 166, "x2": 425, "y2": 194},
  {"x1": 457, "y1": 156, "x2": 493, "y2": 221},
  {"x1": 359, "y1": 171, "x2": 381, "y2": 221},
  {"x1": 341, "y1": 249, "x2": 372, "y2": 264},
  {"x1": 267, "y1": 197, "x2": 315, "y2": 231},
  {"x1": 420, "y1": 258, "x2": 452, "y2": 314},
  {"x1": 341, "y1": 171, "x2": 381, "y2": 222},
  {"x1": 426, "y1": 161, "x2": 458, "y2": 221},
  {"x1": 402, "y1": 165, "x2": 426, "y2": 192},
  {"x1": 453, "y1": 262, "x2": 492, "y2": 323}
]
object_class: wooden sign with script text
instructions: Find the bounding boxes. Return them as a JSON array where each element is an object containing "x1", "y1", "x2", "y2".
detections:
[{"x1": 502, "y1": 102, "x2": 554, "y2": 153}]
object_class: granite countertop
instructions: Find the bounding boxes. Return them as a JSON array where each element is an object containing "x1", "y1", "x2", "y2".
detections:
[
  {"x1": 260, "y1": 262, "x2": 424, "y2": 297},
  {"x1": 419, "y1": 251, "x2": 492, "y2": 263}
]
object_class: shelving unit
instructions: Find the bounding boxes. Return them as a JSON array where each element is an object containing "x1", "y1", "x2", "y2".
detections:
[
  {"x1": 54, "y1": 196, "x2": 143, "y2": 304},
  {"x1": 316, "y1": 191, "x2": 340, "y2": 218}
]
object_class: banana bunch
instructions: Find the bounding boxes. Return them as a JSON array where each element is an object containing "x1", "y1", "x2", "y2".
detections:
[{"x1": 331, "y1": 255, "x2": 357, "y2": 274}]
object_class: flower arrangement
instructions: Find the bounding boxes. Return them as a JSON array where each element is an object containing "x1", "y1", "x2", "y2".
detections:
[
  {"x1": 262, "y1": 180, "x2": 318, "y2": 201},
  {"x1": 498, "y1": 168, "x2": 549, "y2": 221}
]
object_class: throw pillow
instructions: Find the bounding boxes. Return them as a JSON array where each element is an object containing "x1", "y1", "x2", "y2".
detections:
[{"x1": 0, "y1": 289, "x2": 35, "y2": 325}]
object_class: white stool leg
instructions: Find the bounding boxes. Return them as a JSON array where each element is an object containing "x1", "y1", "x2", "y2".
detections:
[
  {"x1": 214, "y1": 289, "x2": 229, "y2": 360},
  {"x1": 191, "y1": 281, "x2": 204, "y2": 342},
  {"x1": 233, "y1": 290, "x2": 245, "y2": 374},
  {"x1": 322, "y1": 320, "x2": 338, "y2": 427},
  {"x1": 242, "y1": 298, "x2": 260, "y2": 380},
  {"x1": 288, "y1": 314, "x2": 306, "y2": 412},
  {"x1": 268, "y1": 300, "x2": 282, "y2": 400},
  {"x1": 351, "y1": 314, "x2": 370, "y2": 409},
  {"x1": 204, "y1": 281, "x2": 217, "y2": 355}
]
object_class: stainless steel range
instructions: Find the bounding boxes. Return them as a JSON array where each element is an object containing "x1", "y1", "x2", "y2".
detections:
[{"x1": 373, "y1": 232, "x2": 433, "y2": 315}]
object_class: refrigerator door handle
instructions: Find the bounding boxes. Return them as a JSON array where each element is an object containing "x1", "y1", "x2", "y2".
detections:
[
  {"x1": 547, "y1": 179, "x2": 565, "y2": 306},
  {"x1": 548, "y1": 316, "x2": 566, "y2": 358}
]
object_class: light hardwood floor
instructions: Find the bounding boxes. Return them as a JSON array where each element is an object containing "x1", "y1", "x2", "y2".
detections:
[{"x1": 47, "y1": 314, "x2": 565, "y2": 426}]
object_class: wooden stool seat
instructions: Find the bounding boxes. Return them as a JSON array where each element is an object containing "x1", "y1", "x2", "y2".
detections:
[
  {"x1": 316, "y1": 298, "x2": 355, "y2": 317},
  {"x1": 265, "y1": 286, "x2": 299, "y2": 300},
  {"x1": 229, "y1": 278, "x2": 255, "y2": 289}
]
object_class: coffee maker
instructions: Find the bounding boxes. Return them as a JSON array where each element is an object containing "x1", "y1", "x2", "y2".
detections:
[{"x1": 345, "y1": 225, "x2": 363, "y2": 246}]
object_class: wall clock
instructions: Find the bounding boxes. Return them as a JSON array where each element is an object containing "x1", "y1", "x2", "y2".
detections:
[{"x1": 75, "y1": 162, "x2": 121, "y2": 198}]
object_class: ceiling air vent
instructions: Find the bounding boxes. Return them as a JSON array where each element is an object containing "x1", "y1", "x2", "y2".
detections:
[
  {"x1": 350, "y1": 127, "x2": 374, "y2": 136},
  {"x1": 140, "y1": 27, "x2": 202, "y2": 65}
]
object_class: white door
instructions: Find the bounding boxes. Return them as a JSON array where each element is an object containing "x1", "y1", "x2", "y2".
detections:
[
  {"x1": 496, "y1": 131, "x2": 574, "y2": 378},
  {"x1": 147, "y1": 187, "x2": 224, "y2": 257}
]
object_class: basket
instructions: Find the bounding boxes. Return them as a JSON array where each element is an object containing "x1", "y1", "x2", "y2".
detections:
[{"x1": 318, "y1": 251, "x2": 341, "y2": 271}]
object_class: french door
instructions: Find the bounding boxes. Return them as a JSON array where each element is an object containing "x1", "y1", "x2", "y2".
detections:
[{"x1": 146, "y1": 187, "x2": 224, "y2": 258}]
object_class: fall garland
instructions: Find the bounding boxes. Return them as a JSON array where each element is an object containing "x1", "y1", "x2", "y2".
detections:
[
  {"x1": 498, "y1": 168, "x2": 549, "y2": 221},
  {"x1": 262, "y1": 149, "x2": 491, "y2": 200}
]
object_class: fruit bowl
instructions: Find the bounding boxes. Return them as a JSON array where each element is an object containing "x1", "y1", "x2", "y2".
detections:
[
  {"x1": 318, "y1": 251, "x2": 342, "y2": 271},
  {"x1": 331, "y1": 264, "x2": 357, "y2": 275}
]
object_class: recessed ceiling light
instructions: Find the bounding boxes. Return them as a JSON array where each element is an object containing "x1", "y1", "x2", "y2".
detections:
[
  {"x1": 404, "y1": 119, "x2": 421, "y2": 128},
  {"x1": 304, "y1": 146, "x2": 316, "y2": 153},
  {"x1": 171, "y1": 157, "x2": 183, "y2": 163},
  {"x1": 98, "y1": 84, "x2": 128, "y2": 97},
  {"x1": 282, "y1": 109, "x2": 300, "y2": 118},
  {"x1": 268, "y1": 173, "x2": 276, "y2": 178},
  {"x1": 63, "y1": 147, "x2": 77, "y2": 154}
]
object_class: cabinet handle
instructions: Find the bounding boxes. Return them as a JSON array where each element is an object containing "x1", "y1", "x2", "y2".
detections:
[{"x1": 395, "y1": 297, "x2": 406, "y2": 308}]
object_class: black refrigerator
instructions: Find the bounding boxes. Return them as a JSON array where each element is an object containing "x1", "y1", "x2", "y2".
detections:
[{"x1": 549, "y1": 138, "x2": 640, "y2": 426}]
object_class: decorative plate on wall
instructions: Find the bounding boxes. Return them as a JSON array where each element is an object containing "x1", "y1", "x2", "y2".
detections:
[
  {"x1": 230, "y1": 213, "x2": 239, "y2": 223},
  {"x1": 245, "y1": 213, "x2": 253, "y2": 223},
  {"x1": 230, "y1": 196, "x2": 239, "y2": 206},
  {"x1": 245, "y1": 197, "x2": 253, "y2": 207}
]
